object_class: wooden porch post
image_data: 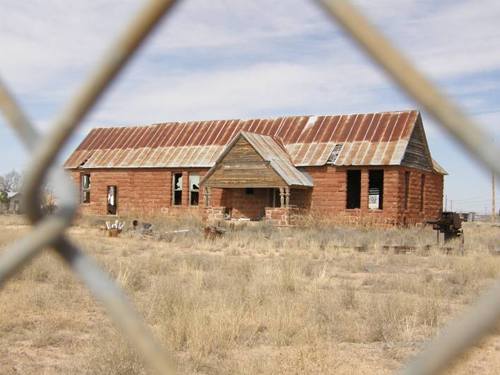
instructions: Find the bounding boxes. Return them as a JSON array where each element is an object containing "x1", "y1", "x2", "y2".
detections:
[
  {"x1": 284, "y1": 187, "x2": 290, "y2": 208},
  {"x1": 279, "y1": 188, "x2": 285, "y2": 207},
  {"x1": 204, "y1": 186, "x2": 212, "y2": 207}
]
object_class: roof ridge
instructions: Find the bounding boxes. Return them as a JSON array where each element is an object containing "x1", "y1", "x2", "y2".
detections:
[{"x1": 87, "y1": 109, "x2": 419, "y2": 131}]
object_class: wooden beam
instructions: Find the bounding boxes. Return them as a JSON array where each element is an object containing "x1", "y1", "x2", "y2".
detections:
[{"x1": 204, "y1": 186, "x2": 211, "y2": 207}]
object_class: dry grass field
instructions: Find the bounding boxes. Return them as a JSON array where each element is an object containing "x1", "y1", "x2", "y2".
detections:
[{"x1": 0, "y1": 215, "x2": 499, "y2": 374}]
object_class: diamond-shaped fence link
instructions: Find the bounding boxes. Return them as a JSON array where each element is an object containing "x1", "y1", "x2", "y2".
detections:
[
  {"x1": 0, "y1": 1, "x2": 178, "y2": 374},
  {"x1": 0, "y1": 1, "x2": 498, "y2": 374}
]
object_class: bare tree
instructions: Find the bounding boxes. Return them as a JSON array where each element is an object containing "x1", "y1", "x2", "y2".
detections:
[
  {"x1": 0, "y1": 169, "x2": 55, "y2": 212},
  {"x1": 0, "y1": 170, "x2": 22, "y2": 193}
]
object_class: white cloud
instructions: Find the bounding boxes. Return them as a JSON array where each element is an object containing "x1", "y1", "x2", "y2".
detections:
[
  {"x1": 353, "y1": 0, "x2": 500, "y2": 79},
  {"x1": 2, "y1": 0, "x2": 500, "y2": 111},
  {"x1": 0, "y1": 1, "x2": 138, "y2": 92},
  {"x1": 0, "y1": 0, "x2": 499, "y2": 211},
  {"x1": 89, "y1": 58, "x2": 387, "y2": 127}
]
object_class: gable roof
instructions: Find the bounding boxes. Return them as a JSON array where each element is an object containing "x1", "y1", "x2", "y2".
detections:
[
  {"x1": 64, "y1": 109, "x2": 439, "y2": 170},
  {"x1": 201, "y1": 131, "x2": 313, "y2": 187},
  {"x1": 431, "y1": 159, "x2": 448, "y2": 175}
]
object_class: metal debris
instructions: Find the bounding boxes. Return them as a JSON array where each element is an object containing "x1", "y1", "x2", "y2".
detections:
[
  {"x1": 204, "y1": 225, "x2": 225, "y2": 240},
  {"x1": 427, "y1": 212, "x2": 465, "y2": 254}
]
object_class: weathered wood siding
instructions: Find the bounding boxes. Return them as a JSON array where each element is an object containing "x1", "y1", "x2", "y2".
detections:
[
  {"x1": 204, "y1": 138, "x2": 287, "y2": 188},
  {"x1": 402, "y1": 118, "x2": 433, "y2": 171}
]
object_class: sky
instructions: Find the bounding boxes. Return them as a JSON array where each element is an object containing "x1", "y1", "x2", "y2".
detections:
[{"x1": 0, "y1": 0, "x2": 499, "y2": 213}]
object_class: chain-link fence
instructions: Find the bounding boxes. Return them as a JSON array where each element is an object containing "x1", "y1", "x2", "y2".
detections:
[{"x1": 0, "y1": 1, "x2": 498, "y2": 374}]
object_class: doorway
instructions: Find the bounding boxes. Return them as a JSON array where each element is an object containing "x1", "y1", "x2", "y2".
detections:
[{"x1": 107, "y1": 185, "x2": 117, "y2": 215}]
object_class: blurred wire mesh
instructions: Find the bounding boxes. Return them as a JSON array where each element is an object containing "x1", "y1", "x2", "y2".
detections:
[{"x1": 0, "y1": 1, "x2": 497, "y2": 375}]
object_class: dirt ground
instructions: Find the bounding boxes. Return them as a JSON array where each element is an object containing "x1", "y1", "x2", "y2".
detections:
[{"x1": 0, "y1": 215, "x2": 499, "y2": 374}]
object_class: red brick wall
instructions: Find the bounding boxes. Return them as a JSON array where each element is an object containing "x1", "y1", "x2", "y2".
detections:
[
  {"x1": 220, "y1": 188, "x2": 270, "y2": 220},
  {"x1": 265, "y1": 207, "x2": 290, "y2": 226},
  {"x1": 290, "y1": 166, "x2": 442, "y2": 226},
  {"x1": 70, "y1": 168, "x2": 207, "y2": 217},
  {"x1": 289, "y1": 188, "x2": 312, "y2": 208},
  {"x1": 298, "y1": 166, "x2": 402, "y2": 225},
  {"x1": 69, "y1": 165, "x2": 443, "y2": 225},
  {"x1": 396, "y1": 168, "x2": 443, "y2": 225}
]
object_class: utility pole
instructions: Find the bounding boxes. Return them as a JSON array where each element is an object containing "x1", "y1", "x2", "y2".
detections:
[{"x1": 493, "y1": 171, "x2": 496, "y2": 223}]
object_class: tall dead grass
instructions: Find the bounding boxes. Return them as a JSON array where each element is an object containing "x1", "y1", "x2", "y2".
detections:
[{"x1": 0, "y1": 218, "x2": 499, "y2": 374}]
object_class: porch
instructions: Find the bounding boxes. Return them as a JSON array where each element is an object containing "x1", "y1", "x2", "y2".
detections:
[
  {"x1": 199, "y1": 131, "x2": 313, "y2": 226},
  {"x1": 204, "y1": 187, "x2": 307, "y2": 226}
]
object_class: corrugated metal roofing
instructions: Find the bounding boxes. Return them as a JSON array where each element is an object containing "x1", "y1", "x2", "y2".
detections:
[{"x1": 65, "y1": 110, "x2": 423, "y2": 169}]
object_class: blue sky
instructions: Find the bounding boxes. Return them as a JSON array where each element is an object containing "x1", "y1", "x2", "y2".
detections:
[{"x1": 0, "y1": 0, "x2": 498, "y2": 213}]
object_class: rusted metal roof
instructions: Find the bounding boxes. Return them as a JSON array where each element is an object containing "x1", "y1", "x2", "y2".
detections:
[{"x1": 65, "y1": 110, "x2": 428, "y2": 169}]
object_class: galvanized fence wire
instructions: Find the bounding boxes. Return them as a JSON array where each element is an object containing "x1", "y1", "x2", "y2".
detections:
[
  {"x1": 0, "y1": 0, "x2": 497, "y2": 374},
  {"x1": 0, "y1": 1, "x2": 178, "y2": 374},
  {"x1": 317, "y1": 2, "x2": 500, "y2": 374}
]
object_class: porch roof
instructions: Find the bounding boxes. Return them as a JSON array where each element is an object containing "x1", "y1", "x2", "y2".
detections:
[{"x1": 201, "y1": 131, "x2": 314, "y2": 188}]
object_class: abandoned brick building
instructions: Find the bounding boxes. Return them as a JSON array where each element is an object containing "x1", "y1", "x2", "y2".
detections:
[{"x1": 64, "y1": 109, "x2": 446, "y2": 226}]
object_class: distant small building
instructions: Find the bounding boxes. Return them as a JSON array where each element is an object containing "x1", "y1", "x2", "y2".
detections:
[
  {"x1": 459, "y1": 212, "x2": 475, "y2": 222},
  {"x1": 64, "y1": 110, "x2": 446, "y2": 226},
  {"x1": 7, "y1": 192, "x2": 22, "y2": 214}
]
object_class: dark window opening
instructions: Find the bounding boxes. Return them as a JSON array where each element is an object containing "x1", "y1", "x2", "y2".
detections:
[
  {"x1": 173, "y1": 173, "x2": 182, "y2": 206},
  {"x1": 107, "y1": 185, "x2": 117, "y2": 215},
  {"x1": 420, "y1": 174, "x2": 425, "y2": 212},
  {"x1": 189, "y1": 174, "x2": 200, "y2": 206},
  {"x1": 327, "y1": 143, "x2": 343, "y2": 164},
  {"x1": 81, "y1": 174, "x2": 91, "y2": 203},
  {"x1": 346, "y1": 170, "x2": 361, "y2": 209},
  {"x1": 245, "y1": 188, "x2": 254, "y2": 195},
  {"x1": 404, "y1": 171, "x2": 410, "y2": 210},
  {"x1": 368, "y1": 170, "x2": 384, "y2": 210},
  {"x1": 190, "y1": 191, "x2": 199, "y2": 206}
]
